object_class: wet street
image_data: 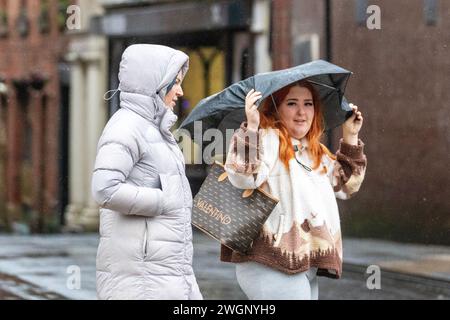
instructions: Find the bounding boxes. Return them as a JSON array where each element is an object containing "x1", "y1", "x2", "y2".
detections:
[
  {"x1": 0, "y1": 232, "x2": 449, "y2": 300},
  {"x1": 194, "y1": 244, "x2": 450, "y2": 300},
  {"x1": 0, "y1": 272, "x2": 67, "y2": 300}
]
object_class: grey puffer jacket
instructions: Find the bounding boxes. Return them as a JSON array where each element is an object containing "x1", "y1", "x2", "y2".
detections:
[{"x1": 92, "y1": 44, "x2": 202, "y2": 300}]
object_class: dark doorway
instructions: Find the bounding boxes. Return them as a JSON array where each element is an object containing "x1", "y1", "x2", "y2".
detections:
[{"x1": 58, "y1": 63, "x2": 70, "y2": 227}]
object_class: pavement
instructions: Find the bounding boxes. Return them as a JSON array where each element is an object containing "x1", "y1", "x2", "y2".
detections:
[
  {"x1": 342, "y1": 238, "x2": 450, "y2": 282},
  {"x1": 0, "y1": 230, "x2": 449, "y2": 300}
]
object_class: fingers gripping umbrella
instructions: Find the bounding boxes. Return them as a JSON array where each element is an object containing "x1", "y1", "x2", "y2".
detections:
[{"x1": 179, "y1": 59, "x2": 353, "y2": 147}]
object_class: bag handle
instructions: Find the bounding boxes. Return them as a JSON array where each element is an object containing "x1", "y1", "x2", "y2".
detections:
[{"x1": 216, "y1": 170, "x2": 269, "y2": 199}]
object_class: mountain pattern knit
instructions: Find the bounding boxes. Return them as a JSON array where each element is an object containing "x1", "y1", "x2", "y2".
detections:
[{"x1": 221, "y1": 122, "x2": 367, "y2": 279}]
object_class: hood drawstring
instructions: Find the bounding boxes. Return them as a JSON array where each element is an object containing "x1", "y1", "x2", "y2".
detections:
[{"x1": 103, "y1": 88, "x2": 120, "y2": 101}]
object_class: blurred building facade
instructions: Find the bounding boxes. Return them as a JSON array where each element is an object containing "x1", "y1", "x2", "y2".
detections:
[
  {"x1": 63, "y1": 0, "x2": 108, "y2": 232},
  {"x1": 331, "y1": 0, "x2": 449, "y2": 245},
  {"x1": 0, "y1": 0, "x2": 70, "y2": 233}
]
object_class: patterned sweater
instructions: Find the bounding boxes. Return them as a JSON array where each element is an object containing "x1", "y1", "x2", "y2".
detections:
[{"x1": 221, "y1": 123, "x2": 367, "y2": 279}]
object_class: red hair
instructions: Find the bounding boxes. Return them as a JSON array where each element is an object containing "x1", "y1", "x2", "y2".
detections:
[{"x1": 259, "y1": 80, "x2": 336, "y2": 171}]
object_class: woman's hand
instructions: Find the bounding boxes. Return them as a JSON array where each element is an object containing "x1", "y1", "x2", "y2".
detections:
[
  {"x1": 245, "y1": 89, "x2": 262, "y2": 131},
  {"x1": 342, "y1": 103, "x2": 363, "y2": 145}
]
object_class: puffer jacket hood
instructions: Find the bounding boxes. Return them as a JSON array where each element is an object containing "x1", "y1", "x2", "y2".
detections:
[
  {"x1": 92, "y1": 44, "x2": 202, "y2": 300},
  {"x1": 118, "y1": 44, "x2": 189, "y2": 126}
]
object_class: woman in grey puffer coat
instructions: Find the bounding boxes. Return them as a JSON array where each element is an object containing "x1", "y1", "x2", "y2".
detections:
[{"x1": 91, "y1": 44, "x2": 203, "y2": 300}]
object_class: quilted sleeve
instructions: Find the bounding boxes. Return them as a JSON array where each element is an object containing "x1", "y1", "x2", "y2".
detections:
[{"x1": 91, "y1": 127, "x2": 164, "y2": 217}]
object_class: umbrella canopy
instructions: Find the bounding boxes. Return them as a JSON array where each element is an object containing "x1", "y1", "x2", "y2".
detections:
[{"x1": 179, "y1": 59, "x2": 353, "y2": 145}]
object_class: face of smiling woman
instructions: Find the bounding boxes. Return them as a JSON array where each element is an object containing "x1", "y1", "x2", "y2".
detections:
[
  {"x1": 277, "y1": 85, "x2": 315, "y2": 140},
  {"x1": 163, "y1": 71, "x2": 184, "y2": 110}
]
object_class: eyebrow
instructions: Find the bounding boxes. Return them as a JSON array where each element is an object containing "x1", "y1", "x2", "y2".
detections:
[{"x1": 286, "y1": 98, "x2": 313, "y2": 102}]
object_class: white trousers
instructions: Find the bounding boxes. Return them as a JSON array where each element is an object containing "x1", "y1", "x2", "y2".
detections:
[{"x1": 236, "y1": 261, "x2": 319, "y2": 300}]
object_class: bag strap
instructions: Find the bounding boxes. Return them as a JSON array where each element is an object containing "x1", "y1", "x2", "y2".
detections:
[{"x1": 217, "y1": 171, "x2": 269, "y2": 199}]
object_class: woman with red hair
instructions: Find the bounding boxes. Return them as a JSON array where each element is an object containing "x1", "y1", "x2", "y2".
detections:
[{"x1": 222, "y1": 80, "x2": 367, "y2": 300}]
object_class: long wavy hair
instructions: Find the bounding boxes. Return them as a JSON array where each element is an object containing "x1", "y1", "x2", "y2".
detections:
[{"x1": 259, "y1": 80, "x2": 336, "y2": 171}]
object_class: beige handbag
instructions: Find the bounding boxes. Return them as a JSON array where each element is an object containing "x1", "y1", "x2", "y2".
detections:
[{"x1": 192, "y1": 162, "x2": 279, "y2": 254}]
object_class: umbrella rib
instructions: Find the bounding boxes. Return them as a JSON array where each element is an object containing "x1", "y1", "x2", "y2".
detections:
[{"x1": 306, "y1": 79, "x2": 338, "y2": 91}]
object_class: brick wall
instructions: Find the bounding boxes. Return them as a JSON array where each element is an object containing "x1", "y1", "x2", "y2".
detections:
[
  {"x1": 271, "y1": 0, "x2": 292, "y2": 69},
  {"x1": 329, "y1": 0, "x2": 450, "y2": 244},
  {"x1": 0, "y1": 0, "x2": 69, "y2": 231}
]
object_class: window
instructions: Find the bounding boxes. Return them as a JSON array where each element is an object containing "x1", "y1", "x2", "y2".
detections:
[
  {"x1": 39, "y1": 0, "x2": 50, "y2": 34},
  {"x1": 293, "y1": 34, "x2": 320, "y2": 66},
  {"x1": 58, "y1": 0, "x2": 71, "y2": 32},
  {"x1": 0, "y1": 0, "x2": 8, "y2": 38},
  {"x1": 16, "y1": 0, "x2": 29, "y2": 38},
  {"x1": 424, "y1": 0, "x2": 438, "y2": 25},
  {"x1": 355, "y1": 0, "x2": 369, "y2": 26}
]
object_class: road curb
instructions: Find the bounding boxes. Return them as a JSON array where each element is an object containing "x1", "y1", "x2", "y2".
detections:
[{"x1": 343, "y1": 262, "x2": 450, "y2": 291}]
